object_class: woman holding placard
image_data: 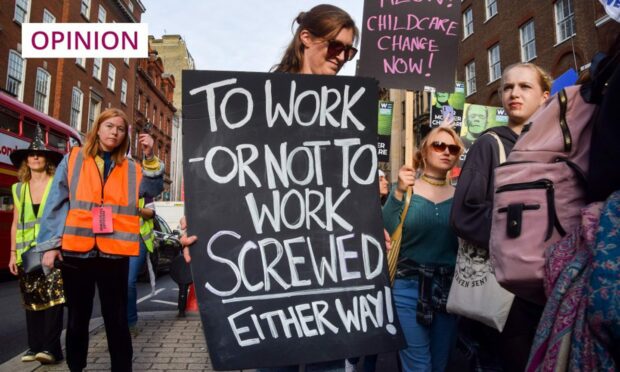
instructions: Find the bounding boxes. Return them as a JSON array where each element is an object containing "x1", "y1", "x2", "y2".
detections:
[
  {"x1": 181, "y1": 4, "x2": 361, "y2": 371},
  {"x1": 383, "y1": 127, "x2": 463, "y2": 372}
]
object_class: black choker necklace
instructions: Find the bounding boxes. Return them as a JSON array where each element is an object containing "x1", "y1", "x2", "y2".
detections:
[{"x1": 423, "y1": 173, "x2": 446, "y2": 181}]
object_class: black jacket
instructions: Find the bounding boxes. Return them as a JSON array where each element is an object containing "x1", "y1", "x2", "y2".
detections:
[{"x1": 450, "y1": 125, "x2": 519, "y2": 249}]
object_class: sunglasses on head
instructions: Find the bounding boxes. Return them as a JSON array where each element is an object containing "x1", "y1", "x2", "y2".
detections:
[
  {"x1": 326, "y1": 40, "x2": 358, "y2": 61},
  {"x1": 431, "y1": 141, "x2": 461, "y2": 156}
]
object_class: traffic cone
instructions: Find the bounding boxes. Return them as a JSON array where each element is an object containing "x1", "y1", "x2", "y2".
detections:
[{"x1": 186, "y1": 284, "x2": 199, "y2": 312}]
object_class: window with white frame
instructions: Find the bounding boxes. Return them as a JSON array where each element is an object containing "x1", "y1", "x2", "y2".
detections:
[
  {"x1": 466, "y1": 61, "x2": 476, "y2": 96},
  {"x1": 81, "y1": 0, "x2": 90, "y2": 18},
  {"x1": 485, "y1": 0, "x2": 497, "y2": 20},
  {"x1": 76, "y1": 58, "x2": 86, "y2": 68},
  {"x1": 34, "y1": 68, "x2": 51, "y2": 114},
  {"x1": 98, "y1": 5, "x2": 106, "y2": 23},
  {"x1": 128, "y1": 1, "x2": 134, "y2": 12},
  {"x1": 43, "y1": 9, "x2": 55, "y2": 23},
  {"x1": 463, "y1": 8, "x2": 473, "y2": 38},
  {"x1": 6, "y1": 50, "x2": 25, "y2": 100},
  {"x1": 70, "y1": 88, "x2": 84, "y2": 130},
  {"x1": 107, "y1": 64, "x2": 116, "y2": 91},
  {"x1": 14, "y1": 0, "x2": 30, "y2": 24},
  {"x1": 488, "y1": 44, "x2": 501, "y2": 82},
  {"x1": 87, "y1": 95, "x2": 101, "y2": 130},
  {"x1": 121, "y1": 79, "x2": 127, "y2": 104},
  {"x1": 555, "y1": 0, "x2": 575, "y2": 43},
  {"x1": 520, "y1": 20, "x2": 537, "y2": 62},
  {"x1": 93, "y1": 58, "x2": 102, "y2": 80}
]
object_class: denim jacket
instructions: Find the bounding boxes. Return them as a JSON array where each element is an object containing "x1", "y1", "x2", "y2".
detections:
[{"x1": 35, "y1": 152, "x2": 164, "y2": 255}]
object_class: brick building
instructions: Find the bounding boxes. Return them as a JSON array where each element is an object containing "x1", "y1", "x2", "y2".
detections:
[
  {"x1": 0, "y1": 0, "x2": 146, "y2": 136},
  {"x1": 457, "y1": 0, "x2": 619, "y2": 106},
  {"x1": 149, "y1": 35, "x2": 195, "y2": 200},
  {"x1": 133, "y1": 47, "x2": 176, "y2": 196},
  {"x1": 1, "y1": 0, "x2": 178, "y2": 197}
]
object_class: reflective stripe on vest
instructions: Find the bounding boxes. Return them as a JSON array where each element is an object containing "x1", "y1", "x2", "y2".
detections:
[
  {"x1": 12, "y1": 180, "x2": 53, "y2": 265},
  {"x1": 62, "y1": 147, "x2": 142, "y2": 256},
  {"x1": 139, "y1": 198, "x2": 155, "y2": 253}
]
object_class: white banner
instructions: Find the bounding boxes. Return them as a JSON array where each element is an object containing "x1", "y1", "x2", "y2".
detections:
[
  {"x1": 600, "y1": 0, "x2": 620, "y2": 22},
  {"x1": 0, "y1": 133, "x2": 29, "y2": 166},
  {"x1": 22, "y1": 23, "x2": 149, "y2": 58}
]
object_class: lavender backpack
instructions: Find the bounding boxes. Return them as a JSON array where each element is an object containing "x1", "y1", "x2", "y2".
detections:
[{"x1": 489, "y1": 85, "x2": 597, "y2": 304}]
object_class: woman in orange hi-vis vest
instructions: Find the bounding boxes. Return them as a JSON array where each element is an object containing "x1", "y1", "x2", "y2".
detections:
[{"x1": 36, "y1": 108, "x2": 164, "y2": 372}]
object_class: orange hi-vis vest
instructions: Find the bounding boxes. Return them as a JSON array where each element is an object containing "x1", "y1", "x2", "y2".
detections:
[{"x1": 62, "y1": 147, "x2": 142, "y2": 256}]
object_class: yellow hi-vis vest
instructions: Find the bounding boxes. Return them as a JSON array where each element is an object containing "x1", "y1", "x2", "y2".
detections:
[
  {"x1": 11, "y1": 180, "x2": 53, "y2": 265},
  {"x1": 139, "y1": 198, "x2": 155, "y2": 253}
]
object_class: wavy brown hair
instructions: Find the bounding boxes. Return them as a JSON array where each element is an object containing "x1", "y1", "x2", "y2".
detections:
[
  {"x1": 17, "y1": 155, "x2": 56, "y2": 183},
  {"x1": 272, "y1": 4, "x2": 358, "y2": 73},
  {"x1": 82, "y1": 108, "x2": 129, "y2": 164}
]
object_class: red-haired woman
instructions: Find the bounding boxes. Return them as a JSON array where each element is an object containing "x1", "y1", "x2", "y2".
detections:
[{"x1": 37, "y1": 108, "x2": 164, "y2": 372}]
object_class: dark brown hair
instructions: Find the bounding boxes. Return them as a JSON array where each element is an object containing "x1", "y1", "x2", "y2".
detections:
[
  {"x1": 82, "y1": 108, "x2": 129, "y2": 164},
  {"x1": 272, "y1": 4, "x2": 358, "y2": 73}
]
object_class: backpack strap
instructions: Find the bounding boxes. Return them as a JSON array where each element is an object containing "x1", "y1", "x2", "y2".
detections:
[
  {"x1": 558, "y1": 89, "x2": 571, "y2": 152},
  {"x1": 486, "y1": 131, "x2": 506, "y2": 165}
]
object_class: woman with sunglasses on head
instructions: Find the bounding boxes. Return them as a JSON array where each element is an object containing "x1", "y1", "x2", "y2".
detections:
[
  {"x1": 383, "y1": 127, "x2": 464, "y2": 372},
  {"x1": 8, "y1": 125, "x2": 65, "y2": 365},
  {"x1": 182, "y1": 3, "x2": 358, "y2": 252},
  {"x1": 450, "y1": 63, "x2": 551, "y2": 372}
]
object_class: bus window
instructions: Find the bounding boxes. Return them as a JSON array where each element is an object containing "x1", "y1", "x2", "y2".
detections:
[
  {"x1": 22, "y1": 118, "x2": 37, "y2": 139},
  {"x1": 0, "y1": 106, "x2": 19, "y2": 133},
  {"x1": 48, "y1": 130, "x2": 67, "y2": 151},
  {"x1": 0, "y1": 187, "x2": 13, "y2": 212}
]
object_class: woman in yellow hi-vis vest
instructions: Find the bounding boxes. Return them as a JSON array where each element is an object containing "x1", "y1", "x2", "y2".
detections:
[
  {"x1": 8, "y1": 125, "x2": 65, "y2": 365},
  {"x1": 36, "y1": 108, "x2": 164, "y2": 372},
  {"x1": 127, "y1": 197, "x2": 155, "y2": 334}
]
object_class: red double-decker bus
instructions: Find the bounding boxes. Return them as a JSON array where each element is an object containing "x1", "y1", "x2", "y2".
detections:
[{"x1": 0, "y1": 91, "x2": 81, "y2": 270}]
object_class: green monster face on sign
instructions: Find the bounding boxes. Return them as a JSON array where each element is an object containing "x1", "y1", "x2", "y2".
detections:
[{"x1": 466, "y1": 104, "x2": 488, "y2": 137}]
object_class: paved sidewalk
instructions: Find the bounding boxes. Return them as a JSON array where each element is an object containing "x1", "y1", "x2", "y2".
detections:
[{"x1": 0, "y1": 311, "x2": 218, "y2": 372}]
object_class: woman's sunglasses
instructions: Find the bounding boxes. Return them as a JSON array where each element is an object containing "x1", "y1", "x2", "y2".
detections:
[
  {"x1": 431, "y1": 141, "x2": 461, "y2": 156},
  {"x1": 326, "y1": 40, "x2": 358, "y2": 62}
]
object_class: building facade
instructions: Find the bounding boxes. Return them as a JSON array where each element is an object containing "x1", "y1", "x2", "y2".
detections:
[
  {"x1": 0, "y1": 0, "x2": 146, "y2": 137},
  {"x1": 149, "y1": 35, "x2": 196, "y2": 201},
  {"x1": 458, "y1": 0, "x2": 618, "y2": 106},
  {"x1": 133, "y1": 47, "x2": 176, "y2": 197},
  {"x1": 1, "y1": 0, "x2": 180, "y2": 197}
]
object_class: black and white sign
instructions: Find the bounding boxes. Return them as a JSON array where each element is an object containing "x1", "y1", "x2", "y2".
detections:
[{"x1": 182, "y1": 71, "x2": 405, "y2": 370}]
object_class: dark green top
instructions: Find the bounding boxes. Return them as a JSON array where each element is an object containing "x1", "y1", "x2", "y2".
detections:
[{"x1": 383, "y1": 192, "x2": 458, "y2": 266}]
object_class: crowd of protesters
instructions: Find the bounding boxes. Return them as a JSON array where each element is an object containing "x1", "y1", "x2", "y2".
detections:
[{"x1": 6, "y1": 3, "x2": 619, "y2": 372}]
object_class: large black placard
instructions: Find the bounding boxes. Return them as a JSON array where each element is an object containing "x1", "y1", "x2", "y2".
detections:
[
  {"x1": 182, "y1": 71, "x2": 405, "y2": 370},
  {"x1": 358, "y1": 0, "x2": 460, "y2": 91}
]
